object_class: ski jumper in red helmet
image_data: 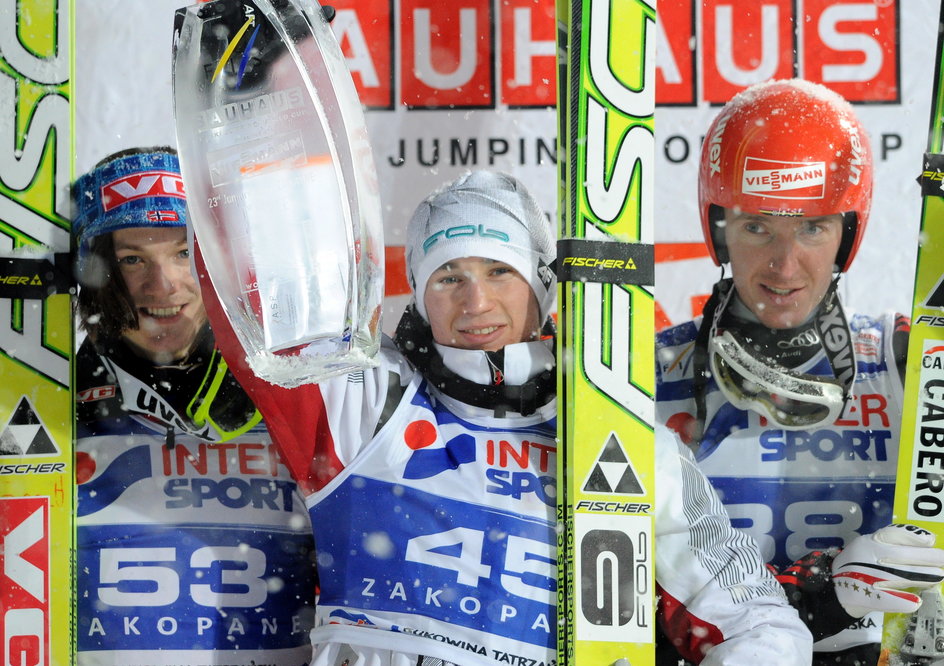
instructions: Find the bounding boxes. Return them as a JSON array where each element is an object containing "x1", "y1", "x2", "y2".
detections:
[
  {"x1": 698, "y1": 78, "x2": 872, "y2": 272},
  {"x1": 657, "y1": 80, "x2": 940, "y2": 665}
]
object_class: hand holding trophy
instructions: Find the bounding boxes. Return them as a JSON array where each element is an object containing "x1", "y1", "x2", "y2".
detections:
[{"x1": 172, "y1": 0, "x2": 383, "y2": 387}]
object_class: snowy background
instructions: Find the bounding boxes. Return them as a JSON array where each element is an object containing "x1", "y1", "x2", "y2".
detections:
[{"x1": 75, "y1": 0, "x2": 938, "y2": 332}]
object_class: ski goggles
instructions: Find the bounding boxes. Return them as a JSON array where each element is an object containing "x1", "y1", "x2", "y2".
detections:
[
  {"x1": 709, "y1": 328, "x2": 846, "y2": 430},
  {"x1": 187, "y1": 349, "x2": 262, "y2": 441}
]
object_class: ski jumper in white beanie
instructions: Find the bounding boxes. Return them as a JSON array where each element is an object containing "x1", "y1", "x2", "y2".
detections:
[
  {"x1": 397, "y1": 170, "x2": 556, "y2": 414},
  {"x1": 405, "y1": 170, "x2": 556, "y2": 326}
]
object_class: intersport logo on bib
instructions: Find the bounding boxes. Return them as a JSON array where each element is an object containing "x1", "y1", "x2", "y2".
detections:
[{"x1": 741, "y1": 157, "x2": 826, "y2": 199}]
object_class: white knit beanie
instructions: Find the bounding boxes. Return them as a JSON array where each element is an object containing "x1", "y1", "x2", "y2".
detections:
[{"x1": 405, "y1": 170, "x2": 556, "y2": 323}]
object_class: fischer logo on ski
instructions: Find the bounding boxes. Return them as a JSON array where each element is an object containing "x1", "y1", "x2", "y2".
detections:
[
  {"x1": 0, "y1": 1, "x2": 74, "y2": 663},
  {"x1": 556, "y1": 0, "x2": 656, "y2": 662},
  {"x1": 882, "y1": 2, "x2": 944, "y2": 656}
]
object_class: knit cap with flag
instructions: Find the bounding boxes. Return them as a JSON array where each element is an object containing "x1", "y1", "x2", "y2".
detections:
[
  {"x1": 405, "y1": 170, "x2": 556, "y2": 324},
  {"x1": 72, "y1": 149, "x2": 187, "y2": 279}
]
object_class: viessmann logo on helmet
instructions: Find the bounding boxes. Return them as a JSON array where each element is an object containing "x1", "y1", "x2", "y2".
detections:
[{"x1": 741, "y1": 157, "x2": 826, "y2": 199}]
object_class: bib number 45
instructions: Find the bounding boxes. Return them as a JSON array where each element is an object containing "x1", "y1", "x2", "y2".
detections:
[{"x1": 405, "y1": 527, "x2": 555, "y2": 601}]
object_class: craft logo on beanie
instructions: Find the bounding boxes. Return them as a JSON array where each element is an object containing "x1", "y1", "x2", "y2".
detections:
[{"x1": 405, "y1": 170, "x2": 556, "y2": 324}]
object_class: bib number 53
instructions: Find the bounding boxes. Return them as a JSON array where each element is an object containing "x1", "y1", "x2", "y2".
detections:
[{"x1": 97, "y1": 546, "x2": 268, "y2": 608}]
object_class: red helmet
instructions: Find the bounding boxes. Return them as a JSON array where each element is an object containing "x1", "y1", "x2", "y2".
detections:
[{"x1": 698, "y1": 79, "x2": 872, "y2": 272}]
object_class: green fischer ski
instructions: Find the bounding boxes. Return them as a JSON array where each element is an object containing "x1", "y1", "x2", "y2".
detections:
[
  {"x1": 0, "y1": 0, "x2": 75, "y2": 663},
  {"x1": 555, "y1": 1, "x2": 656, "y2": 664},
  {"x1": 883, "y1": 0, "x2": 944, "y2": 660}
]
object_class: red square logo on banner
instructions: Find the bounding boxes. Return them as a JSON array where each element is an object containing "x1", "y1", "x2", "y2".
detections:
[
  {"x1": 801, "y1": 0, "x2": 898, "y2": 102},
  {"x1": 701, "y1": 0, "x2": 795, "y2": 104},
  {"x1": 1, "y1": 496, "x2": 49, "y2": 666},
  {"x1": 500, "y1": 0, "x2": 556, "y2": 107},
  {"x1": 401, "y1": 0, "x2": 494, "y2": 109},
  {"x1": 656, "y1": 0, "x2": 695, "y2": 105},
  {"x1": 330, "y1": 0, "x2": 393, "y2": 109}
]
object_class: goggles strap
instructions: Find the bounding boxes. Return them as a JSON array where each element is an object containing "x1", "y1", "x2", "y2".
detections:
[
  {"x1": 812, "y1": 278, "x2": 856, "y2": 403},
  {"x1": 188, "y1": 347, "x2": 226, "y2": 426},
  {"x1": 187, "y1": 349, "x2": 262, "y2": 442},
  {"x1": 691, "y1": 278, "x2": 735, "y2": 449},
  {"x1": 99, "y1": 354, "x2": 219, "y2": 442},
  {"x1": 691, "y1": 276, "x2": 855, "y2": 447},
  {"x1": 98, "y1": 342, "x2": 260, "y2": 444}
]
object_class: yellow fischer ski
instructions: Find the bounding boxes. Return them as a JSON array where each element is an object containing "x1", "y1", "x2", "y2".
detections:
[
  {"x1": 0, "y1": 0, "x2": 75, "y2": 663},
  {"x1": 882, "y1": 0, "x2": 944, "y2": 661},
  {"x1": 555, "y1": 1, "x2": 656, "y2": 664}
]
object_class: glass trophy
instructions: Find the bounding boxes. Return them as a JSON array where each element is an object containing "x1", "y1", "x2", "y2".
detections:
[{"x1": 172, "y1": 0, "x2": 383, "y2": 387}]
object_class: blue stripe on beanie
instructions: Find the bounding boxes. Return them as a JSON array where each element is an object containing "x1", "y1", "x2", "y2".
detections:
[{"x1": 73, "y1": 150, "x2": 187, "y2": 265}]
